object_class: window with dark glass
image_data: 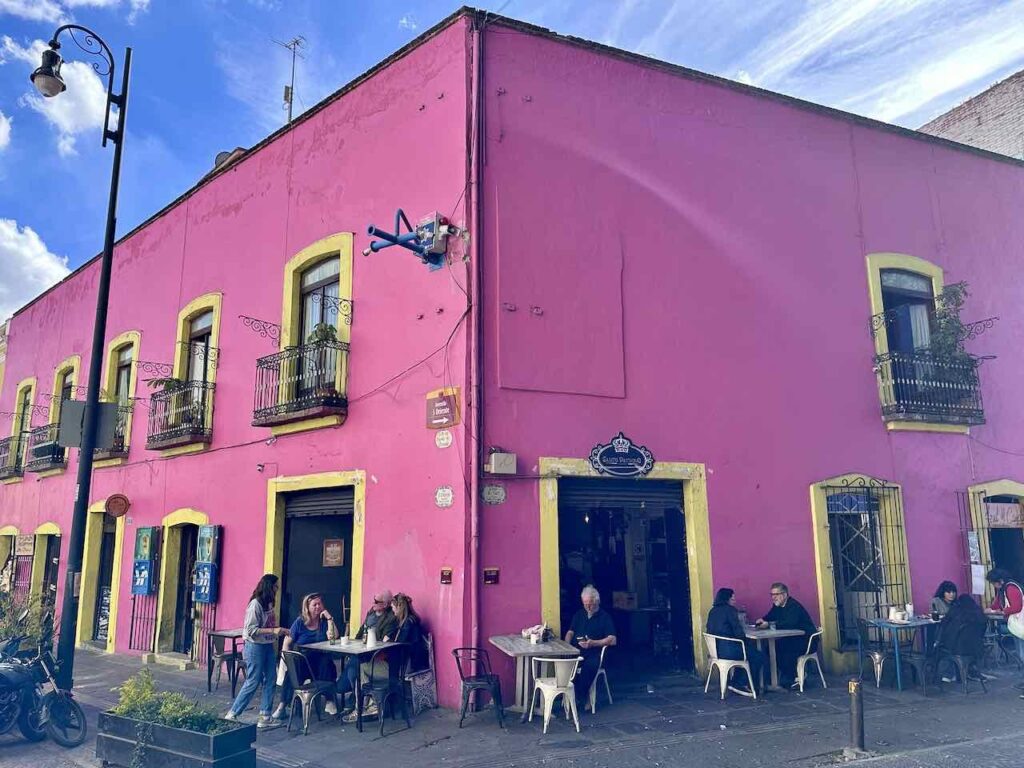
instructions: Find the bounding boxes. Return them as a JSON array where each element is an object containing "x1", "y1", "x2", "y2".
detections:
[
  {"x1": 57, "y1": 369, "x2": 74, "y2": 421},
  {"x1": 114, "y1": 345, "x2": 133, "y2": 404},
  {"x1": 186, "y1": 310, "x2": 214, "y2": 384},
  {"x1": 880, "y1": 270, "x2": 934, "y2": 354},
  {"x1": 300, "y1": 258, "x2": 340, "y2": 342},
  {"x1": 14, "y1": 386, "x2": 32, "y2": 466}
]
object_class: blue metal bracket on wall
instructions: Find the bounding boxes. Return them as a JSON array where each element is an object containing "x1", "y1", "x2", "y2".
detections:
[{"x1": 364, "y1": 208, "x2": 451, "y2": 271}]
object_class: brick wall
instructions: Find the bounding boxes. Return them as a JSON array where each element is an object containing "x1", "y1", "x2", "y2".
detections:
[{"x1": 919, "y1": 69, "x2": 1024, "y2": 160}]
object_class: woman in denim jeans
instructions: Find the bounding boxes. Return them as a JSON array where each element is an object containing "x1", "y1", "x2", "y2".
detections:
[{"x1": 225, "y1": 574, "x2": 289, "y2": 727}]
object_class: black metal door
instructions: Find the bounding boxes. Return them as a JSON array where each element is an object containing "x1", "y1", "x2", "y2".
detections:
[
  {"x1": 282, "y1": 509, "x2": 353, "y2": 630},
  {"x1": 93, "y1": 516, "x2": 117, "y2": 642},
  {"x1": 663, "y1": 506, "x2": 693, "y2": 671},
  {"x1": 173, "y1": 525, "x2": 198, "y2": 655}
]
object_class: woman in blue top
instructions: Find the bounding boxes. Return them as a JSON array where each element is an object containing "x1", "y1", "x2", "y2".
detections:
[{"x1": 272, "y1": 592, "x2": 340, "y2": 719}]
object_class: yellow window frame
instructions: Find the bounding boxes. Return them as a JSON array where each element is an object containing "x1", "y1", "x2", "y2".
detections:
[
  {"x1": 95, "y1": 331, "x2": 142, "y2": 468},
  {"x1": 2, "y1": 377, "x2": 36, "y2": 484}
]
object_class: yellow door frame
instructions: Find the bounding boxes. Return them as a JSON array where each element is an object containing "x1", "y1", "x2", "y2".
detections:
[
  {"x1": 265, "y1": 471, "x2": 366, "y2": 637},
  {"x1": 0, "y1": 527, "x2": 19, "y2": 584},
  {"x1": 29, "y1": 522, "x2": 60, "y2": 605},
  {"x1": 809, "y1": 473, "x2": 911, "y2": 673},
  {"x1": 966, "y1": 479, "x2": 1024, "y2": 605},
  {"x1": 154, "y1": 508, "x2": 209, "y2": 654},
  {"x1": 538, "y1": 457, "x2": 713, "y2": 675},
  {"x1": 77, "y1": 502, "x2": 126, "y2": 652}
]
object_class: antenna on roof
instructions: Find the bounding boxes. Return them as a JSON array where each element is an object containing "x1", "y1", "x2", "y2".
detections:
[{"x1": 273, "y1": 36, "x2": 306, "y2": 124}]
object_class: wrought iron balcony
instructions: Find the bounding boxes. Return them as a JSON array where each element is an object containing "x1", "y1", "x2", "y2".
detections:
[
  {"x1": 252, "y1": 340, "x2": 348, "y2": 427},
  {"x1": 94, "y1": 404, "x2": 133, "y2": 460},
  {"x1": 875, "y1": 350, "x2": 984, "y2": 426},
  {"x1": 0, "y1": 434, "x2": 26, "y2": 480},
  {"x1": 25, "y1": 423, "x2": 66, "y2": 473},
  {"x1": 146, "y1": 380, "x2": 215, "y2": 450}
]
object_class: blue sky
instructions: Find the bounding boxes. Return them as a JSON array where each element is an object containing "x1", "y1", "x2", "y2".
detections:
[{"x1": 2, "y1": 0, "x2": 1023, "y2": 321}]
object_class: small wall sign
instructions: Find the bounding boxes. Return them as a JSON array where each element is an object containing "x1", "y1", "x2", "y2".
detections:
[
  {"x1": 14, "y1": 535, "x2": 34, "y2": 557},
  {"x1": 482, "y1": 484, "x2": 507, "y2": 505},
  {"x1": 435, "y1": 429, "x2": 453, "y2": 449},
  {"x1": 435, "y1": 486, "x2": 455, "y2": 508},
  {"x1": 426, "y1": 388, "x2": 460, "y2": 430},
  {"x1": 323, "y1": 539, "x2": 345, "y2": 567},
  {"x1": 105, "y1": 493, "x2": 131, "y2": 518},
  {"x1": 440, "y1": 567, "x2": 453, "y2": 585},
  {"x1": 483, "y1": 567, "x2": 500, "y2": 585},
  {"x1": 131, "y1": 559, "x2": 155, "y2": 595},
  {"x1": 193, "y1": 562, "x2": 218, "y2": 604},
  {"x1": 588, "y1": 432, "x2": 655, "y2": 478}
]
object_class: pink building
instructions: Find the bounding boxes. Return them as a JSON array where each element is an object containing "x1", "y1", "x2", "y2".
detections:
[{"x1": 2, "y1": 10, "x2": 1023, "y2": 704}]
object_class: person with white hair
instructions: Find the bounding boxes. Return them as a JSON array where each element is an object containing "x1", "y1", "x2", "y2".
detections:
[{"x1": 564, "y1": 585, "x2": 616, "y2": 708}]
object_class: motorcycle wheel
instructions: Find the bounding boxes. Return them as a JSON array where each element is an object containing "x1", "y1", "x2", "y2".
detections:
[
  {"x1": 45, "y1": 693, "x2": 87, "y2": 748},
  {"x1": 17, "y1": 704, "x2": 46, "y2": 742}
]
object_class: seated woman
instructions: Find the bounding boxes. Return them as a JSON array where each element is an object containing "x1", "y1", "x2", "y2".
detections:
[
  {"x1": 931, "y1": 581, "x2": 958, "y2": 617},
  {"x1": 272, "y1": 592, "x2": 340, "y2": 720},
  {"x1": 706, "y1": 588, "x2": 764, "y2": 695},
  {"x1": 935, "y1": 594, "x2": 988, "y2": 683}
]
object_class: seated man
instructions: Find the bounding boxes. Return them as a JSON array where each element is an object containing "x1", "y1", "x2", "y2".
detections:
[
  {"x1": 755, "y1": 582, "x2": 815, "y2": 688},
  {"x1": 564, "y1": 585, "x2": 616, "y2": 708},
  {"x1": 338, "y1": 590, "x2": 397, "y2": 717}
]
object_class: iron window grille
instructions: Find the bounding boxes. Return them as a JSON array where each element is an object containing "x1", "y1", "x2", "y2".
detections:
[{"x1": 0, "y1": 434, "x2": 26, "y2": 480}]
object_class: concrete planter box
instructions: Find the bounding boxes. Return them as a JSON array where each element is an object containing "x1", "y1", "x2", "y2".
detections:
[{"x1": 96, "y1": 712, "x2": 256, "y2": 768}]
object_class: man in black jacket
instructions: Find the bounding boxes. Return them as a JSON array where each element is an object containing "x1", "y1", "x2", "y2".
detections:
[{"x1": 755, "y1": 582, "x2": 816, "y2": 688}]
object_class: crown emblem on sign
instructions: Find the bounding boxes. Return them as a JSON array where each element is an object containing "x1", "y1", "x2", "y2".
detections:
[{"x1": 612, "y1": 433, "x2": 630, "y2": 453}]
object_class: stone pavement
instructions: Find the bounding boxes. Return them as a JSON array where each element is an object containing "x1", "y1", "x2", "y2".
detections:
[{"x1": 2, "y1": 648, "x2": 1024, "y2": 767}]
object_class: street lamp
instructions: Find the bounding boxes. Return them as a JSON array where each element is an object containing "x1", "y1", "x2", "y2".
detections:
[{"x1": 32, "y1": 25, "x2": 132, "y2": 691}]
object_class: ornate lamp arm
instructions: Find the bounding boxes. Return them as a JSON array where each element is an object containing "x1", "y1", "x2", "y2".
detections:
[{"x1": 48, "y1": 24, "x2": 124, "y2": 147}]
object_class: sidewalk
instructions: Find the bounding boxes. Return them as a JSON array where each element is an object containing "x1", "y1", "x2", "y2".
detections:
[{"x1": 2, "y1": 648, "x2": 1022, "y2": 768}]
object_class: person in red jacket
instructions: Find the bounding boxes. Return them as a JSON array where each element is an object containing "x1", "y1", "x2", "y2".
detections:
[{"x1": 986, "y1": 568, "x2": 1024, "y2": 694}]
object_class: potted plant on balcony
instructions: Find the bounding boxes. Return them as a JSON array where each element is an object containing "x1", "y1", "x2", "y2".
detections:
[
  {"x1": 97, "y1": 669, "x2": 255, "y2": 768},
  {"x1": 306, "y1": 323, "x2": 341, "y2": 401}
]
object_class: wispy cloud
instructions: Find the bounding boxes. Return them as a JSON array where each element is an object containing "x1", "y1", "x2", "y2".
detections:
[
  {"x1": 0, "y1": 218, "x2": 70, "y2": 322},
  {"x1": 0, "y1": 0, "x2": 66, "y2": 23},
  {"x1": 398, "y1": 14, "x2": 417, "y2": 31},
  {"x1": 0, "y1": 110, "x2": 10, "y2": 152}
]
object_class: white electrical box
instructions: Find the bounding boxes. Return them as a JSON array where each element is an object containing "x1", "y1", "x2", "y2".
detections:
[{"x1": 485, "y1": 452, "x2": 517, "y2": 475}]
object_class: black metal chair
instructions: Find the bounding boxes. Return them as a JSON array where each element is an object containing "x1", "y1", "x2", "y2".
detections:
[
  {"x1": 208, "y1": 634, "x2": 243, "y2": 695},
  {"x1": 935, "y1": 649, "x2": 988, "y2": 694},
  {"x1": 358, "y1": 645, "x2": 411, "y2": 737},
  {"x1": 452, "y1": 647, "x2": 504, "y2": 729},
  {"x1": 282, "y1": 650, "x2": 338, "y2": 735}
]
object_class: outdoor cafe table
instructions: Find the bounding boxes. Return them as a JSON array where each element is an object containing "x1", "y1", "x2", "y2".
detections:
[
  {"x1": 488, "y1": 635, "x2": 579, "y2": 721},
  {"x1": 865, "y1": 616, "x2": 938, "y2": 691},
  {"x1": 299, "y1": 639, "x2": 403, "y2": 733},
  {"x1": 743, "y1": 627, "x2": 805, "y2": 691},
  {"x1": 207, "y1": 628, "x2": 244, "y2": 697}
]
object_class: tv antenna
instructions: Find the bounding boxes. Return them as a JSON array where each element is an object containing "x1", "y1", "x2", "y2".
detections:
[{"x1": 273, "y1": 35, "x2": 306, "y2": 123}]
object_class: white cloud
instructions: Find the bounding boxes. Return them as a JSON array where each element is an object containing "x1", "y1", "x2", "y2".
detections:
[
  {"x1": 0, "y1": 111, "x2": 10, "y2": 152},
  {"x1": 0, "y1": 0, "x2": 65, "y2": 23},
  {"x1": 2, "y1": 36, "x2": 110, "y2": 157},
  {"x1": 0, "y1": 219, "x2": 70, "y2": 322},
  {"x1": 63, "y1": 0, "x2": 120, "y2": 6},
  {"x1": 398, "y1": 14, "x2": 417, "y2": 31}
]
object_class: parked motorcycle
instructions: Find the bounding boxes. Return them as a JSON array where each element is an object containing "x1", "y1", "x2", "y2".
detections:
[{"x1": 0, "y1": 612, "x2": 87, "y2": 747}]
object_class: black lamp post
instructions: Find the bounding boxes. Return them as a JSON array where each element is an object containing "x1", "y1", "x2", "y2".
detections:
[{"x1": 31, "y1": 25, "x2": 131, "y2": 691}]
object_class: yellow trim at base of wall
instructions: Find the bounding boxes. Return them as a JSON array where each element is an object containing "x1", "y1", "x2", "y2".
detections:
[
  {"x1": 36, "y1": 467, "x2": 66, "y2": 479},
  {"x1": 154, "y1": 508, "x2": 210, "y2": 653},
  {"x1": 270, "y1": 415, "x2": 344, "y2": 437},
  {"x1": 538, "y1": 457, "x2": 713, "y2": 675},
  {"x1": 886, "y1": 421, "x2": 969, "y2": 434},
  {"x1": 0, "y1": 478, "x2": 22, "y2": 486},
  {"x1": 265, "y1": 471, "x2": 365, "y2": 637},
  {"x1": 93, "y1": 458, "x2": 125, "y2": 469},
  {"x1": 160, "y1": 443, "x2": 209, "y2": 458},
  {"x1": 77, "y1": 501, "x2": 125, "y2": 653}
]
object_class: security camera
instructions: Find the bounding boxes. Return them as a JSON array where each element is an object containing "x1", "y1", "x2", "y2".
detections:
[{"x1": 361, "y1": 247, "x2": 372, "y2": 257}]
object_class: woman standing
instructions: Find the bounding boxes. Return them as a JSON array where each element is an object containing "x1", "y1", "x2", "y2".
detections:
[
  {"x1": 273, "y1": 592, "x2": 340, "y2": 719},
  {"x1": 225, "y1": 574, "x2": 289, "y2": 727}
]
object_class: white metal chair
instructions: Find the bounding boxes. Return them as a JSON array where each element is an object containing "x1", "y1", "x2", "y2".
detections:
[
  {"x1": 527, "y1": 656, "x2": 582, "y2": 734},
  {"x1": 703, "y1": 633, "x2": 757, "y2": 700},
  {"x1": 796, "y1": 629, "x2": 826, "y2": 692},
  {"x1": 586, "y1": 646, "x2": 613, "y2": 713}
]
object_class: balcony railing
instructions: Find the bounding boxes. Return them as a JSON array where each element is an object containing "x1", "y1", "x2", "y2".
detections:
[
  {"x1": 25, "y1": 423, "x2": 66, "y2": 473},
  {"x1": 0, "y1": 434, "x2": 26, "y2": 480},
  {"x1": 95, "y1": 404, "x2": 133, "y2": 460},
  {"x1": 252, "y1": 340, "x2": 348, "y2": 427},
  {"x1": 875, "y1": 350, "x2": 984, "y2": 426},
  {"x1": 146, "y1": 380, "x2": 215, "y2": 450}
]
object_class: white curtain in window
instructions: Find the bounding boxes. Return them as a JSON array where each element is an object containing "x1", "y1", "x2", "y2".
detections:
[{"x1": 908, "y1": 304, "x2": 931, "y2": 350}]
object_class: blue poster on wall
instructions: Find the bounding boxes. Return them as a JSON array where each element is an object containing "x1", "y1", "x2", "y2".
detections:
[
  {"x1": 132, "y1": 559, "x2": 154, "y2": 595},
  {"x1": 193, "y1": 561, "x2": 218, "y2": 604}
]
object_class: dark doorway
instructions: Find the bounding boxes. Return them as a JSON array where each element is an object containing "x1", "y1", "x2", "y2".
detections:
[
  {"x1": 42, "y1": 535, "x2": 61, "y2": 608},
  {"x1": 93, "y1": 514, "x2": 117, "y2": 644},
  {"x1": 990, "y1": 528, "x2": 1024, "y2": 584},
  {"x1": 557, "y1": 478, "x2": 692, "y2": 678},
  {"x1": 173, "y1": 525, "x2": 199, "y2": 655},
  {"x1": 281, "y1": 488, "x2": 354, "y2": 630}
]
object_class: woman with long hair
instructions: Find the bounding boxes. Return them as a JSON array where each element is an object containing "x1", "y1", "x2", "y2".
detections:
[
  {"x1": 931, "y1": 581, "x2": 958, "y2": 617},
  {"x1": 392, "y1": 593, "x2": 428, "y2": 671},
  {"x1": 705, "y1": 587, "x2": 764, "y2": 695},
  {"x1": 225, "y1": 574, "x2": 289, "y2": 726},
  {"x1": 272, "y1": 592, "x2": 340, "y2": 719}
]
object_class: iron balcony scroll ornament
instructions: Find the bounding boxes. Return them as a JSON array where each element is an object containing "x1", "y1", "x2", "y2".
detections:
[
  {"x1": 238, "y1": 315, "x2": 281, "y2": 348},
  {"x1": 310, "y1": 294, "x2": 353, "y2": 325},
  {"x1": 589, "y1": 432, "x2": 655, "y2": 478},
  {"x1": 134, "y1": 360, "x2": 173, "y2": 379}
]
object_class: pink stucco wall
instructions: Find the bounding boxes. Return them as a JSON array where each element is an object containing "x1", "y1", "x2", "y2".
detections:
[
  {"x1": 476, "y1": 25, "x2": 1024, "y2": 673},
  {"x1": 0, "y1": 20, "x2": 474, "y2": 705}
]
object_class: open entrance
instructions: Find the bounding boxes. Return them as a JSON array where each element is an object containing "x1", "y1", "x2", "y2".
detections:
[
  {"x1": 557, "y1": 478, "x2": 693, "y2": 677},
  {"x1": 281, "y1": 487, "x2": 354, "y2": 630},
  {"x1": 38, "y1": 533, "x2": 61, "y2": 609},
  {"x1": 985, "y1": 495, "x2": 1024, "y2": 583},
  {"x1": 172, "y1": 524, "x2": 199, "y2": 655},
  {"x1": 92, "y1": 514, "x2": 117, "y2": 645}
]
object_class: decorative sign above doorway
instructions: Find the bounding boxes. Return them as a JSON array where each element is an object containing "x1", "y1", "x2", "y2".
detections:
[{"x1": 588, "y1": 432, "x2": 655, "y2": 478}]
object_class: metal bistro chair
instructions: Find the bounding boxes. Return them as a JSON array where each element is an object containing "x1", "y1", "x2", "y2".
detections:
[
  {"x1": 358, "y1": 645, "x2": 412, "y2": 737},
  {"x1": 282, "y1": 650, "x2": 338, "y2": 736},
  {"x1": 208, "y1": 634, "x2": 244, "y2": 694},
  {"x1": 703, "y1": 633, "x2": 756, "y2": 700},
  {"x1": 405, "y1": 632, "x2": 438, "y2": 715},
  {"x1": 586, "y1": 645, "x2": 613, "y2": 713},
  {"x1": 528, "y1": 656, "x2": 582, "y2": 734},
  {"x1": 796, "y1": 629, "x2": 827, "y2": 692},
  {"x1": 856, "y1": 619, "x2": 893, "y2": 688},
  {"x1": 452, "y1": 647, "x2": 505, "y2": 729}
]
